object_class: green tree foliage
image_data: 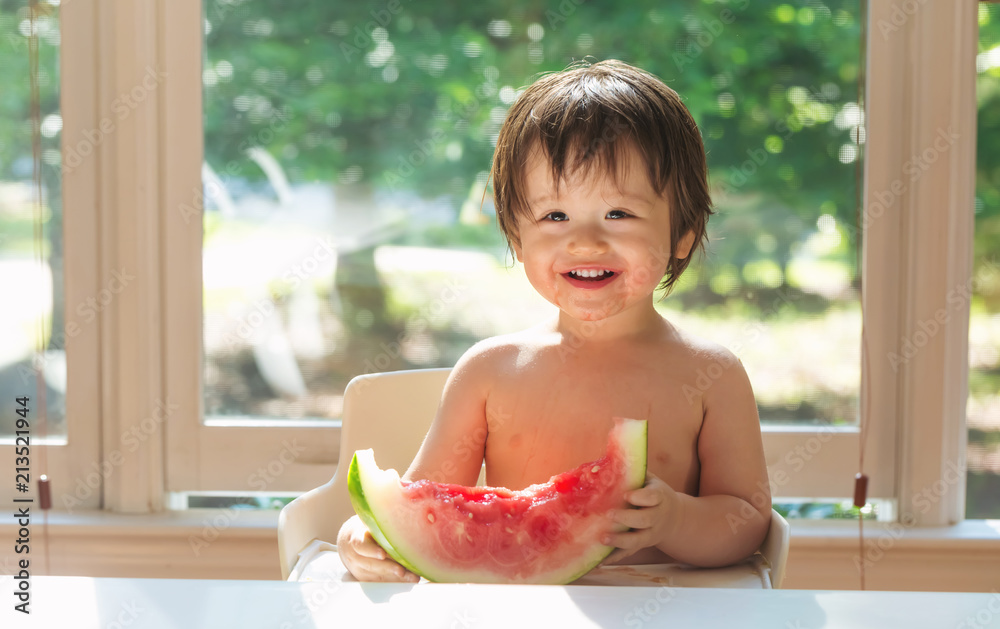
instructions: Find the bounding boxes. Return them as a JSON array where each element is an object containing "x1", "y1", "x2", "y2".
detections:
[
  {"x1": 201, "y1": 0, "x2": 866, "y2": 303},
  {"x1": 977, "y1": 6, "x2": 1000, "y2": 313}
]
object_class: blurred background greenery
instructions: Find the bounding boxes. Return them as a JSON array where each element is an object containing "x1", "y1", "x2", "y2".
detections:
[
  {"x1": 198, "y1": 0, "x2": 867, "y2": 426},
  {"x1": 0, "y1": 0, "x2": 997, "y2": 517}
]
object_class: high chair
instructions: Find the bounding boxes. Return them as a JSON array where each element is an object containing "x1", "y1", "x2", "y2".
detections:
[{"x1": 277, "y1": 368, "x2": 790, "y2": 588}]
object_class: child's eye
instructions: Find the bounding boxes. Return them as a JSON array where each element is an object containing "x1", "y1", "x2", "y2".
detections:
[
  {"x1": 606, "y1": 209, "x2": 631, "y2": 219},
  {"x1": 542, "y1": 211, "x2": 568, "y2": 222}
]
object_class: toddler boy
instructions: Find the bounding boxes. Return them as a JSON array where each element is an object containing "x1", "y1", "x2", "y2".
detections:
[{"x1": 338, "y1": 59, "x2": 770, "y2": 582}]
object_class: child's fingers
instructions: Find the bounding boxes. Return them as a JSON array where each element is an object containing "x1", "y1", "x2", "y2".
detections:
[
  {"x1": 603, "y1": 527, "x2": 653, "y2": 551},
  {"x1": 599, "y1": 547, "x2": 637, "y2": 567},
  {"x1": 608, "y1": 507, "x2": 654, "y2": 530},
  {"x1": 353, "y1": 556, "x2": 419, "y2": 582},
  {"x1": 348, "y1": 550, "x2": 420, "y2": 582},
  {"x1": 626, "y1": 487, "x2": 663, "y2": 508},
  {"x1": 352, "y1": 531, "x2": 387, "y2": 560}
]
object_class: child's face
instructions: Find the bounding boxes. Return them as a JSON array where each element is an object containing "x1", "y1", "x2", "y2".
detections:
[{"x1": 513, "y1": 143, "x2": 694, "y2": 323}]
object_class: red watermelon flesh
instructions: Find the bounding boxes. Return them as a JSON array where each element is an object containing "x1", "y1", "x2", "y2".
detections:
[{"x1": 348, "y1": 417, "x2": 647, "y2": 584}]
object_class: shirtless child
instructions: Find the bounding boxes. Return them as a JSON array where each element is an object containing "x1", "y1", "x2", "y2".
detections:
[{"x1": 338, "y1": 59, "x2": 771, "y2": 582}]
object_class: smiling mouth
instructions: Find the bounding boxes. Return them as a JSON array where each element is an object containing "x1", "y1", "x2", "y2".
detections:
[{"x1": 565, "y1": 269, "x2": 618, "y2": 282}]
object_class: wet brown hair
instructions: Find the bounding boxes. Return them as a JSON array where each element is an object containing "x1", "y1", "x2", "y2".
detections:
[{"x1": 490, "y1": 59, "x2": 712, "y2": 292}]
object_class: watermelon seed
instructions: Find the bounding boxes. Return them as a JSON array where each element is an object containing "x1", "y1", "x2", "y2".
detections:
[
  {"x1": 427, "y1": 513, "x2": 435, "y2": 523},
  {"x1": 467, "y1": 512, "x2": 473, "y2": 519},
  {"x1": 591, "y1": 465, "x2": 600, "y2": 473},
  {"x1": 504, "y1": 527, "x2": 514, "y2": 534}
]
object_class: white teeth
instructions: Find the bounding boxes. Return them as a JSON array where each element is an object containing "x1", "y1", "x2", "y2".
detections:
[{"x1": 570, "y1": 269, "x2": 612, "y2": 278}]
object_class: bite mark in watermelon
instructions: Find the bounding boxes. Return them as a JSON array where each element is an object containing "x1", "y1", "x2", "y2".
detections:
[{"x1": 348, "y1": 417, "x2": 647, "y2": 584}]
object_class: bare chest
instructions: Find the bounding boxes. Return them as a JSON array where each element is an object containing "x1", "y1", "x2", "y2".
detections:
[{"x1": 482, "y1": 349, "x2": 703, "y2": 494}]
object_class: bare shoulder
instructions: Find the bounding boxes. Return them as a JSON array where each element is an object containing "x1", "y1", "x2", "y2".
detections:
[
  {"x1": 450, "y1": 324, "x2": 554, "y2": 380},
  {"x1": 663, "y1": 322, "x2": 754, "y2": 406},
  {"x1": 668, "y1": 323, "x2": 746, "y2": 375},
  {"x1": 406, "y1": 327, "x2": 549, "y2": 485}
]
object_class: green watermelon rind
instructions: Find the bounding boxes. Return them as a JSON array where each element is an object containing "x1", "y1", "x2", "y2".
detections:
[
  {"x1": 349, "y1": 418, "x2": 647, "y2": 584},
  {"x1": 561, "y1": 418, "x2": 648, "y2": 583},
  {"x1": 347, "y1": 451, "x2": 423, "y2": 576}
]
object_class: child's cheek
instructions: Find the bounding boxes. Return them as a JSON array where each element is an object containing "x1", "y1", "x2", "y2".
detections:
[{"x1": 631, "y1": 261, "x2": 662, "y2": 287}]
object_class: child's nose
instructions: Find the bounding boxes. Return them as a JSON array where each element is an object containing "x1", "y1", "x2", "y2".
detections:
[{"x1": 566, "y1": 224, "x2": 609, "y2": 254}]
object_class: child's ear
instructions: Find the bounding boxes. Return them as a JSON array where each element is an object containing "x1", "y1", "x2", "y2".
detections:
[
  {"x1": 675, "y1": 230, "x2": 696, "y2": 260},
  {"x1": 512, "y1": 240, "x2": 524, "y2": 263}
]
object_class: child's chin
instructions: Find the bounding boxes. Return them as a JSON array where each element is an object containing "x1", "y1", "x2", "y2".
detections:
[
  {"x1": 571, "y1": 312, "x2": 607, "y2": 322},
  {"x1": 565, "y1": 303, "x2": 623, "y2": 322}
]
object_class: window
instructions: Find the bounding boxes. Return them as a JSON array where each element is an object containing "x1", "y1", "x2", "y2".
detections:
[
  {"x1": 0, "y1": 2, "x2": 65, "y2": 443},
  {"x1": 39, "y1": 2, "x2": 976, "y2": 529},
  {"x1": 201, "y1": 3, "x2": 867, "y2": 427},
  {"x1": 162, "y1": 0, "x2": 885, "y2": 503},
  {"x1": 0, "y1": 0, "x2": 100, "y2": 509},
  {"x1": 968, "y1": 3, "x2": 1000, "y2": 519}
]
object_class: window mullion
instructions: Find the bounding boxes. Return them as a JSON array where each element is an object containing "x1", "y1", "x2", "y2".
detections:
[
  {"x1": 866, "y1": 1, "x2": 977, "y2": 526},
  {"x1": 95, "y1": 0, "x2": 166, "y2": 513}
]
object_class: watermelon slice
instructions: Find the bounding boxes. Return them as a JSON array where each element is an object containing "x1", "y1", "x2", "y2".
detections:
[{"x1": 348, "y1": 417, "x2": 647, "y2": 584}]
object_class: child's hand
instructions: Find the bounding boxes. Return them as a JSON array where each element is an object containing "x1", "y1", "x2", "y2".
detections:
[
  {"x1": 601, "y1": 473, "x2": 681, "y2": 565},
  {"x1": 337, "y1": 515, "x2": 420, "y2": 582}
]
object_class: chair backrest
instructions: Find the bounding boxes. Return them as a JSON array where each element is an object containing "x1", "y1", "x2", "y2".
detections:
[
  {"x1": 760, "y1": 509, "x2": 791, "y2": 588},
  {"x1": 277, "y1": 368, "x2": 451, "y2": 579}
]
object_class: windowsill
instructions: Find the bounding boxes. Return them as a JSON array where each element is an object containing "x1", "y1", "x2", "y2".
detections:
[
  {"x1": 2, "y1": 508, "x2": 281, "y2": 534},
  {"x1": 0, "y1": 509, "x2": 283, "y2": 581},
  {"x1": 8, "y1": 509, "x2": 996, "y2": 539},
  {"x1": 789, "y1": 518, "x2": 1000, "y2": 546},
  {"x1": 2, "y1": 512, "x2": 998, "y2": 589}
]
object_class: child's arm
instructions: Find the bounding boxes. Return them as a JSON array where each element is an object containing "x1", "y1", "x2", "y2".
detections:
[
  {"x1": 605, "y1": 349, "x2": 771, "y2": 567},
  {"x1": 338, "y1": 344, "x2": 495, "y2": 581},
  {"x1": 402, "y1": 343, "x2": 495, "y2": 485}
]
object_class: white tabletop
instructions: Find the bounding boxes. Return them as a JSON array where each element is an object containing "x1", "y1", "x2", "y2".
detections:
[{"x1": 3, "y1": 576, "x2": 1000, "y2": 628}]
